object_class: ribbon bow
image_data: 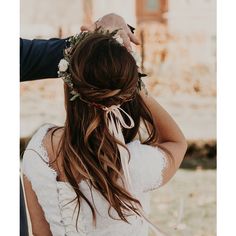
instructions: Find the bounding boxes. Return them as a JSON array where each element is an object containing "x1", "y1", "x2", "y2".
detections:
[
  {"x1": 104, "y1": 105, "x2": 167, "y2": 236},
  {"x1": 104, "y1": 105, "x2": 134, "y2": 191}
]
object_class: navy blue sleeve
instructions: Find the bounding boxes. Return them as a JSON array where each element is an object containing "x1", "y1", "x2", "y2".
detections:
[{"x1": 20, "y1": 38, "x2": 67, "y2": 82}]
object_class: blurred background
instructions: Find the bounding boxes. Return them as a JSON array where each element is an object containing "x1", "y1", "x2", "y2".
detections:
[{"x1": 20, "y1": 0, "x2": 216, "y2": 235}]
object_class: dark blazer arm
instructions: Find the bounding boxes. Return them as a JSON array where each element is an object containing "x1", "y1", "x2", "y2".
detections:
[
  {"x1": 20, "y1": 38, "x2": 67, "y2": 82},
  {"x1": 20, "y1": 25, "x2": 135, "y2": 82}
]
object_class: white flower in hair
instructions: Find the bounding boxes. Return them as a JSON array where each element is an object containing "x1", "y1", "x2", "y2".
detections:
[{"x1": 58, "y1": 59, "x2": 69, "y2": 72}]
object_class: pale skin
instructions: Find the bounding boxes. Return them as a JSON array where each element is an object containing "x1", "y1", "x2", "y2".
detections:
[
  {"x1": 81, "y1": 13, "x2": 140, "y2": 51},
  {"x1": 23, "y1": 14, "x2": 187, "y2": 236},
  {"x1": 140, "y1": 91, "x2": 188, "y2": 185}
]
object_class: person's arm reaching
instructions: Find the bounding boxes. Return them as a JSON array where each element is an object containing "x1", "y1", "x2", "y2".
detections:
[
  {"x1": 20, "y1": 38, "x2": 67, "y2": 82},
  {"x1": 20, "y1": 14, "x2": 140, "y2": 82},
  {"x1": 140, "y1": 91, "x2": 188, "y2": 185}
]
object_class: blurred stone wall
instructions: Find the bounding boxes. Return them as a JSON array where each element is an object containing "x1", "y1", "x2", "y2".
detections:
[{"x1": 136, "y1": 0, "x2": 216, "y2": 96}]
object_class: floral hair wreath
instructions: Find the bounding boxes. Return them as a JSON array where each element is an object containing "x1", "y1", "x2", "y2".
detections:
[{"x1": 58, "y1": 27, "x2": 148, "y2": 107}]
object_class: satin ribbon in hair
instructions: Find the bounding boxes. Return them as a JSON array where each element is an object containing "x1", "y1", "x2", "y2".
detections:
[{"x1": 103, "y1": 105, "x2": 168, "y2": 236}]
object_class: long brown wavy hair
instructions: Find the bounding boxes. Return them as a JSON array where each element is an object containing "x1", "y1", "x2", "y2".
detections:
[{"x1": 52, "y1": 32, "x2": 161, "y2": 227}]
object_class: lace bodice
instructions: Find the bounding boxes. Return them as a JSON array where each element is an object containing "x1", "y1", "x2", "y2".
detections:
[{"x1": 22, "y1": 124, "x2": 167, "y2": 236}]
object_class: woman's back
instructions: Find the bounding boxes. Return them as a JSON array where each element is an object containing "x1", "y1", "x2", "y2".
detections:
[{"x1": 23, "y1": 123, "x2": 167, "y2": 236}]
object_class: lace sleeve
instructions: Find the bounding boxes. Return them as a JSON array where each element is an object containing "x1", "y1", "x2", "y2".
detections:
[
  {"x1": 22, "y1": 123, "x2": 54, "y2": 182},
  {"x1": 128, "y1": 140, "x2": 168, "y2": 193}
]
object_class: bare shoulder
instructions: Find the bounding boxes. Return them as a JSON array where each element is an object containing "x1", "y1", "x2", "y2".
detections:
[{"x1": 42, "y1": 126, "x2": 64, "y2": 160}]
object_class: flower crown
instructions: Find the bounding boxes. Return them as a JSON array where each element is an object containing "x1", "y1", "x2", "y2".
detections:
[{"x1": 58, "y1": 28, "x2": 147, "y2": 106}]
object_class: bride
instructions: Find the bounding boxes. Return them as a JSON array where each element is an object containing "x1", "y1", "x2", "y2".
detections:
[{"x1": 22, "y1": 28, "x2": 187, "y2": 236}]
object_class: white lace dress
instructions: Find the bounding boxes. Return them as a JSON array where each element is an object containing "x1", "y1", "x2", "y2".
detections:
[{"x1": 22, "y1": 124, "x2": 167, "y2": 236}]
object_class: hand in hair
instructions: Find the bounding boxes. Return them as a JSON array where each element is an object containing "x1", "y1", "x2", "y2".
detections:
[{"x1": 80, "y1": 13, "x2": 140, "y2": 51}]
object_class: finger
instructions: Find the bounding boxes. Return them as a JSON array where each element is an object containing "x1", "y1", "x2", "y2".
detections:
[
  {"x1": 80, "y1": 24, "x2": 96, "y2": 32},
  {"x1": 123, "y1": 24, "x2": 140, "y2": 45},
  {"x1": 128, "y1": 32, "x2": 140, "y2": 45},
  {"x1": 119, "y1": 31, "x2": 132, "y2": 52}
]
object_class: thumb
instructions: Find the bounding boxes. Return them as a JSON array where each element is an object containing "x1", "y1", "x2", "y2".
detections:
[
  {"x1": 80, "y1": 24, "x2": 96, "y2": 32},
  {"x1": 128, "y1": 32, "x2": 140, "y2": 45}
]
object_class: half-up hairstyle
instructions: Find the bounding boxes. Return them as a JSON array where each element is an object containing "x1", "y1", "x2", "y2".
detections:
[{"x1": 54, "y1": 31, "x2": 160, "y2": 227}]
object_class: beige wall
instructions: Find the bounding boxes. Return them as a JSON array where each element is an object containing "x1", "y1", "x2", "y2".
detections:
[
  {"x1": 92, "y1": 0, "x2": 136, "y2": 26},
  {"x1": 167, "y1": 0, "x2": 216, "y2": 35},
  {"x1": 20, "y1": 0, "x2": 83, "y2": 38}
]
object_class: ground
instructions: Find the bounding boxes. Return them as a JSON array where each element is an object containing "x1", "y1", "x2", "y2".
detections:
[{"x1": 149, "y1": 169, "x2": 216, "y2": 236}]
